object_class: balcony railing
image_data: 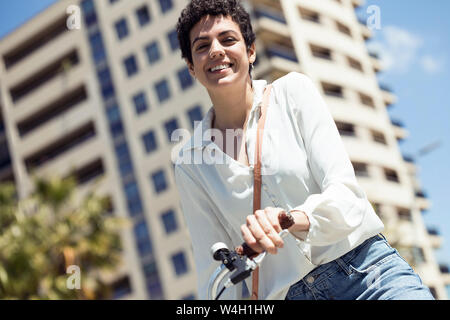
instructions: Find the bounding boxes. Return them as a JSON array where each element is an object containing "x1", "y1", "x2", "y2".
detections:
[
  {"x1": 265, "y1": 44, "x2": 298, "y2": 63},
  {"x1": 415, "y1": 190, "x2": 428, "y2": 198},
  {"x1": 402, "y1": 154, "x2": 415, "y2": 163},
  {"x1": 391, "y1": 118, "x2": 404, "y2": 128},
  {"x1": 439, "y1": 264, "x2": 450, "y2": 274},
  {"x1": 379, "y1": 83, "x2": 393, "y2": 93},
  {"x1": 254, "y1": 7, "x2": 287, "y2": 24},
  {"x1": 427, "y1": 226, "x2": 440, "y2": 236}
]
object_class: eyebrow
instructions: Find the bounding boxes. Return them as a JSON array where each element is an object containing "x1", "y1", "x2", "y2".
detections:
[{"x1": 191, "y1": 30, "x2": 238, "y2": 46}]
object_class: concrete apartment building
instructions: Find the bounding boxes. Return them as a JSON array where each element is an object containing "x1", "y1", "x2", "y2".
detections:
[{"x1": 0, "y1": 0, "x2": 448, "y2": 299}]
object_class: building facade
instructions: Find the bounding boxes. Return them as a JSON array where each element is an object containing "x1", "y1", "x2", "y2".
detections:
[{"x1": 0, "y1": 0, "x2": 448, "y2": 299}]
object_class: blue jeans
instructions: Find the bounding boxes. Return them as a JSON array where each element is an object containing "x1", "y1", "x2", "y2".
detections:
[{"x1": 285, "y1": 234, "x2": 435, "y2": 300}]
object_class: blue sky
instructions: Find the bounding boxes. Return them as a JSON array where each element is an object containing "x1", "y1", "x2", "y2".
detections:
[
  {"x1": 358, "y1": 0, "x2": 450, "y2": 265},
  {"x1": 0, "y1": 1, "x2": 449, "y2": 265}
]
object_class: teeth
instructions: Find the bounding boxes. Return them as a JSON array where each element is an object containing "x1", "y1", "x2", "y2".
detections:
[{"x1": 210, "y1": 64, "x2": 231, "y2": 72}]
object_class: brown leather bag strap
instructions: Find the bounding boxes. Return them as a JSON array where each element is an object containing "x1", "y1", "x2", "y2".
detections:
[{"x1": 251, "y1": 84, "x2": 272, "y2": 300}]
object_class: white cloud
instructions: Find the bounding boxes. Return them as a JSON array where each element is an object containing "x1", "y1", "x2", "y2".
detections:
[
  {"x1": 420, "y1": 55, "x2": 445, "y2": 74},
  {"x1": 367, "y1": 25, "x2": 423, "y2": 74}
]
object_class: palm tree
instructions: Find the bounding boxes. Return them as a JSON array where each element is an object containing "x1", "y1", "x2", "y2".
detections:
[{"x1": 0, "y1": 176, "x2": 126, "y2": 299}]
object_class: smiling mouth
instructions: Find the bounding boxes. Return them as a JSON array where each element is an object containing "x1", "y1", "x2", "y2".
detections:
[{"x1": 208, "y1": 63, "x2": 233, "y2": 73}]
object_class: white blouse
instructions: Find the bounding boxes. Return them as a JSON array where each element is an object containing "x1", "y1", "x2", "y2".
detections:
[{"x1": 174, "y1": 72, "x2": 384, "y2": 300}]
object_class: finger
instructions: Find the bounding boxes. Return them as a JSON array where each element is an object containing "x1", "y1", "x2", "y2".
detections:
[
  {"x1": 241, "y1": 224, "x2": 264, "y2": 253},
  {"x1": 246, "y1": 215, "x2": 277, "y2": 254},
  {"x1": 256, "y1": 210, "x2": 283, "y2": 248}
]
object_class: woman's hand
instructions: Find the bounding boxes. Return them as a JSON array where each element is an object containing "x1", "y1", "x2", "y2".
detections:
[{"x1": 240, "y1": 207, "x2": 310, "y2": 255}]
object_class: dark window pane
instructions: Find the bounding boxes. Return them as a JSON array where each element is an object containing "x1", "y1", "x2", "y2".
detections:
[
  {"x1": 136, "y1": 6, "x2": 151, "y2": 26},
  {"x1": 171, "y1": 251, "x2": 188, "y2": 276},
  {"x1": 134, "y1": 220, "x2": 152, "y2": 255},
  {"x1": 115, "y1": 18, "x2": 129, "y2": 40},
  {"x1": 133, "y1": 92, "x2": 148, "y2": 114},
  {"x1": 145, "y1": 41, "x2": 160, "y2": 64},
  {"x1": 89, "y1": 32, "x2": 106, "y2": 63},
  {"x1": 142, "y1": 130, "x2": 157, "y2": 153},
  {"x1": 155, "y1": 79, "x2": 171, "y2": 103},
  {"x1": 159, "y1": 0, "x2": 173, "y2": 14},
  {"x1": 161, "y1": 209, "x2": 177, "y2": 233},
  {"x1": 187, "y1": 105, "x2": 203, "y2": 129},
  {"x1": 164, "y1": 118, "x2": 179, "y2": 142},
  {"x1": 151, "y1": 169, "x2": 167, "y2": 193},
  {"x1": 124, "y1": 55, "x2": 138, "y2": 77},
  {"x1": 167, "y1": 29, "x2": 179, "y2": 51},
  {"x1": 177, "y1": 67, "x2": 193, "y2": 90}
]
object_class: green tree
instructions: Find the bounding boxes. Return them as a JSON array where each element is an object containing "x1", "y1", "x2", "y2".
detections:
[{"x1": 0, "y1": 176, "x2": 126, "y2": 299}]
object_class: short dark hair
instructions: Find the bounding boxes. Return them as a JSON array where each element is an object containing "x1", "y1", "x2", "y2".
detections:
[{"x1": 176, "y1": 0, "x2": 256, "y2": 65}]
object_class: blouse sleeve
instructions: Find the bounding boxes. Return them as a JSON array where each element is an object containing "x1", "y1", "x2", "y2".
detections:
[
  {"x1": 285, "y1": 72, "x2": 369, "y2": 248},
  {"x1": 174, "y1": 164, "x2": 241, "y2": 300}
]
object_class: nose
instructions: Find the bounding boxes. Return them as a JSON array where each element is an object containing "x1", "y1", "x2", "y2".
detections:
[{"x1": 209, "y1": 39, "x2": 225, "y2": 59}]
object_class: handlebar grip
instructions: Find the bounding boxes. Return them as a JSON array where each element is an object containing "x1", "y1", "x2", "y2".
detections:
[{"x1": 235, "y1": 211, "x2": 295, "y2": 258}]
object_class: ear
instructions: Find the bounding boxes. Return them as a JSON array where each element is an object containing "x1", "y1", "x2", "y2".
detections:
[
  {"x1": 185, "y1": 59, "x2": 196, "y2": 78},
  {"x1": 248, "y1": 42, "x2": 256, "y2": 64}
]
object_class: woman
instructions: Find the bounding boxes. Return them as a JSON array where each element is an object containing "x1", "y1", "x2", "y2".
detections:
[{"x1": 174, "y1": 0, "x2": 434, "y2": 300}]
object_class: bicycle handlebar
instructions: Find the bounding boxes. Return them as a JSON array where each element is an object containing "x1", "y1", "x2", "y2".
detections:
[{"x1": 235, "y1": 210, "x2": 295, "y2": 258}]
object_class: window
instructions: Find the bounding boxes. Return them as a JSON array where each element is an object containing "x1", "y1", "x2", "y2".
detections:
[
  {"x1": 352, "y1": 162, "x2": 369, "y2": 177},
  {"x1": 161, "y1": 209, "x2": 177, "y2": 233},
  {"x1": 124, "y1": 180, "x2": 144, "y2": 216},
  {"x1": 310, "y1": 44, "x2": 332, "y2": 60},
  {"x1": 124, "y1": 55, "x2": 138, "y2": 77},
  {"x1": 347, "y1": 56, "x2": 363, "y2": 72},
  {"x1": 98, "y1": 67, "x2": 115, "y2": 98},
  {"x1": 187, "y1": 105, "x2": 203, "y2": 129},
  {"x1": 397, "y1": 207, "x2": 412, "y2": 221},
  {"x1": 89, "y1": 32, "x2": 106, "y2": 63},
  {"x1": 147, "y1": 279, "x2": 164, "y2": 299},
  {"x1": 371, "y1": 130, "x2": 387, "y2": 144},
  {"x1": 136, "y1": 5, "x2": 151, "y2": 26},
  {"x1": 171, "y1": 251, "x2": 188, "y2": 276},
  {"x1": 336, "y1": 21, "x2": 352, "y2": 37},
  {"x1": 134, "y1": 220, "x2": 153, "y2": 255},
  {"x1": 151, "y1": 169, "x2": 168, "y2": 193},
  {"x1": 164, "y1": 118, "x2": 179, "y2": 142},
  {"x1": 167, "y1": 29, "x2": 179, "y2": 51},
  {"x1": 142, "y1": 130, "x2": 157, "y2": 153},
  {"x1": 335, "y1": 121, "x2": 355, "y2": 137},
  {"x1": 115, "y1": 141, "x2": 134, "y2": 177},
  {"x1": 155, "y1": 79, "x2": 171, "y2": 103},
  {"x1": 81, "y1": 0, "x2": 97, "y2": 26},
  {"x1": 177, "y1": 67, "x2": 194, "y2": 90},
  {"x1": 359, "y1": 93, "x2": 375, "y2": 108},
  {"x1": 322, "y1": 82, "x2": 343, "y2": 98},
  {"x1": 384, "y1": 168, "x2": 400, "y2": 183},
  {"x1": 112, "y1": 276, "x2": 131, "y2": 299},
  {"x1": 299, "y1": 7, "x2": 320, "y2": 23},
  {"x1": 159, "y1": 0, "x2": 173, "y2": 14},
  {"x1": 145, "y1": 41, "x2": 160, "y2": 64},
  {"x1": 115, "y1": 18, "x2": 129, "y2": 40},
  {"x1": 106, "y1": 104, "x2": 124, "y2": 138},
  {"x1": 133, "y1": 92, "x2": 148, "y2": 114}
]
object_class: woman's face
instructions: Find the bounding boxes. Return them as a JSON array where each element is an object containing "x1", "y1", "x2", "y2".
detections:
[{"x1": 187, "y1": 14, "x2": 256, "y2": 92}]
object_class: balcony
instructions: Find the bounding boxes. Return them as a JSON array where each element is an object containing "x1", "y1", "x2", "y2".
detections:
[
  {"x1": 391, "y1": 118, "x2": 409, "y2": 141},
  {"x1": 427, "y1": 226, "x2": 442, "y2": 249},
  {"x1": 254, "y1": 6, "x2": 286, "y2": 24},
  {"x1": 379, "y1": 82, "x2": 397, "y2": 106},
  {"x1": 415, "y1": 189, "x2": 431, "y2": 211},
  {"x1": 357, "y1": 16, "x2": 372, "y2": 40},
  {"x1": 368, "y1": 51, "x2": 383, "y2": 72},
  {"x1": 265, "y1": 44, "x2": 298, "y2": 63}
]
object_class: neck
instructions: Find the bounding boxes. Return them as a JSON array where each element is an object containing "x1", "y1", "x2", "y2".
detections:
[{"x1": 208, "y1": 77, "x2": 254, "y2": 131}]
